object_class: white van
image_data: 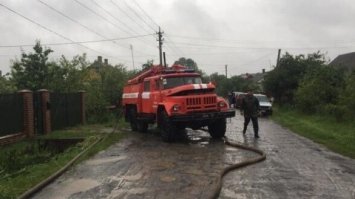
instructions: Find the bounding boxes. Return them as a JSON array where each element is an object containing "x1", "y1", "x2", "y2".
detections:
[{"x1": 254, "y1": 94, "x2": 273, "y2": 115}]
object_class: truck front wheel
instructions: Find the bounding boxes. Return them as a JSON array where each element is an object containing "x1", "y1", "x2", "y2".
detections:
[
  {"x1": 208, "y1": 118, "x2": 226, "y2": 139},
  {"x1": 158, "y1": 110, "x2": 177, "y2": 142}
]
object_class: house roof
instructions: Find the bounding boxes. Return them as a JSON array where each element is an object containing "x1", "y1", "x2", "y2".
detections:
[
  {"x1": 239, "y1": 72, "x2": 267, "y2": 83},
  {"x1": 329, "y1": 52, "x2": 355, "y2": 71}
]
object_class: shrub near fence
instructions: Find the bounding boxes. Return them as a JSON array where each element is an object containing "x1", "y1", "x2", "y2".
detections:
[
  {"x1": 0, "y1": 93, "x2": 23, "y2": 136},
  {"x1": 50, "y1": 92, "x2": 82, "y2": 130}
]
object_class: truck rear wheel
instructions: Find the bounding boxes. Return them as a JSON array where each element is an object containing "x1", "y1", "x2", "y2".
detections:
[
  {"x1": 208, "y1": 118, "x2": 226, "y2": 139},
  {"x1": 137, "y1": 121, "x2": 148, "y2": 133},
  {"x1": 158, "y1": 110, "x2": 177, "y2": 142},
  {"x1": 129, "y1": 108, "x2": 138, "y2": 131}
]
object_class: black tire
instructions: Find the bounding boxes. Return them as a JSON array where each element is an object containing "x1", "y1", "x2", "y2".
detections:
[
  {"x1": 158, "y1": 110, "x2": 177, "y2": 142},
  {"x1": 208, "y1": 118, "x2": 226, "y2": 139},
  {"x1": 137, "y1": 121, "x2": 148, "y2": 133},
  {"x1": 129, "y1": 108, "x2": 138, "y2": 131}
]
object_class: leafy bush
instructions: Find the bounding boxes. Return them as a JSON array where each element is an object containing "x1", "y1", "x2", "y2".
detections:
[
  {"x1": 0, "y1": 141, "x2": 52, "y2": 173},
  {"x1": 337, "y1": 71, "x2": 355, "y2": 120},
  {"x1": 295, "y1": 65, "x2": 344, "y2": 114},
  {"x1": 263, "y1": 52, "x2": 326, "y2": 105}
]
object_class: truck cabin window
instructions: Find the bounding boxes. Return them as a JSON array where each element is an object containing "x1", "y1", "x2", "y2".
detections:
[
  {"x1": 162, "y1": 76, "x2": 202, "y2": 89},
  {"x1": 144, "y1": 81, "x2": 150, "y2": 91}
]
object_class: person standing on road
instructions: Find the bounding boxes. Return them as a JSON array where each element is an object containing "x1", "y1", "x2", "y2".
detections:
[
  {"x1": 227, "y1": 92, "x2": 236, "y2": 108},
  {"x1": 241, "y1": 89, "x2": 260, "y2": 138}
]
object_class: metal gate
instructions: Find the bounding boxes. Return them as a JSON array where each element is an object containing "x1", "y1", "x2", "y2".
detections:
[
  {"x1": 0, "y1": 93, "x2": 23, "y2": 136},
  {"x1": 33, "y1": 91, "x2": 44, "y2": 135},
  {"x1": 50, "y1": 92, "x2": 81, "y2": 131}
]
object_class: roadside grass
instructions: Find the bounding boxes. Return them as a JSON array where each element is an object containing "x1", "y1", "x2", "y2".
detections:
[
  {"x1": 0, "y1": 121, "x2": 126, "y2": 199},
  {"x1": 271, "y1": 106, "x2": 355, "y2": 159}
]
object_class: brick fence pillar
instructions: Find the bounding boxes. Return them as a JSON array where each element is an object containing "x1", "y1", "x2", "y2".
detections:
[
  {"x1": 38, "y1": 89, "x2": 51, "y2": 134},
  {"x1": 79, "y1": 91, "x2": 86, "y2": 124},
  {"x1": 18, "y1": 90, "x2": 34, "y2": 137}
]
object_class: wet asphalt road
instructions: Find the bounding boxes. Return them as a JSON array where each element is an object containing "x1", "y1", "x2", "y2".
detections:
[{"x1": 32, "y1": 114, "x2": 355, "y2": 199}]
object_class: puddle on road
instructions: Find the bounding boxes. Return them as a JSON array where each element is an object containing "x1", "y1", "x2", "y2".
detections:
[
  {"x1": 50, "y1": 178, "x2": 99, "y2": 199},
  {"x1": 186, "y1": 129, "x2": 212, "y2": 146},
  {"x1": 189, "y1": 136, "x2": 202, "y2": 141},
  {"x1": 85, "y1": 156, "x2": 127, "y2": 166}
]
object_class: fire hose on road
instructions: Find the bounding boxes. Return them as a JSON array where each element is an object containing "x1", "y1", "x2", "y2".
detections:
[{"x1": 209, "y1": 136, "x2": 266, "y2": 199}]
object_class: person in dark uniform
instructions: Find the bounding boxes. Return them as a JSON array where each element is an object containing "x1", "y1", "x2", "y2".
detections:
[
  {"x1": 227, "y1": 92, "x2": 236, "y2": 108},
  {"x1": 241, "y1": 89, "x2": 260, "y2": 138}
]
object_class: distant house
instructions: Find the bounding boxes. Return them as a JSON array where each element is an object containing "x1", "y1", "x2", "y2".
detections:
[
  {"x1": 329, "y1": 52, "x2": 355, "y2": 71},
  {"x1": 240, "y1": 69, "x2": 268, "y2": 92},
  {"x1": 89, "y1": 56, "x2": 109, "y2": 72}
]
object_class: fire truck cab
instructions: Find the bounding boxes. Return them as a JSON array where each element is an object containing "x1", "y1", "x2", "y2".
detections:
[{"x1": 122, "y1": 65, "x2": 235, "y2": 142}]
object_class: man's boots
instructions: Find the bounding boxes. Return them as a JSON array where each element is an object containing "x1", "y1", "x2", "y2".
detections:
[{"x1": 254, "y1": 130, "x2": 259, "y2": 138}]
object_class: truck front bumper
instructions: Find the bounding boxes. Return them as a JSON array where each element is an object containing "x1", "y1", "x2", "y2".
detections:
[{"x1": 170, "y1": 109, "x2": 235, "y2": 122}]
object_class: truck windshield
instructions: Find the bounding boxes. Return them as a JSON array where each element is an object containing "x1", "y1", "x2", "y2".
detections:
[
  {"x1": 163, "y1": 76, "x2": 202, "y2": 89},
  {"x1": 256, "y1": 95, "x2": 269, "y2": 102}
]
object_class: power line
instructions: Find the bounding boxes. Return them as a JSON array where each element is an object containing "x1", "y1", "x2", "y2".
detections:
[
  {"x1": 164, "y1": 34, "x2": 186, "y2": 57},
  {"x1": 73, "y1": 0, "x2": 156, "y2": 55},
  {"x1": 73, "y1": 0, "x2": 131, "y2": 36},
  {"x1": 114, "y1": 0, "x2": 185, "y2": 58},
  {"x1": 167, "y1": 41, "x2": 355, "y2": 50},
  {"x1": 131, "y1": 0, "x2": 160, "y2": 28},
  {"x1": 122, "y1": 0, "x2": 156, "y2": 32},
  {"x1": 91, "y1": 0, "x2": 156, "y2": 50},
  {"x1": 236, "y1": 52, "x2": 275, "y2": 68},
  {"x1": 0, "y1": 34, "x2": 154, "y2": 48},
  {"x1": 38, "y1": 0, "x2": 134, "y2": 51},
  {"x1": 91, "y1": 0, "x2": 142, "y2": 36},
  {"x1": 168, "y1": 34, "x2": 355, "y2": 49},
  {"x1": 113, "y1": 0, "x2": 162, "y2": 55},
  {"x1": 0, "y1": 2, "x2": 111, "y2": 57},
  {"x1": 110, "y1": 0, "x2": 153, "y2": 34}
]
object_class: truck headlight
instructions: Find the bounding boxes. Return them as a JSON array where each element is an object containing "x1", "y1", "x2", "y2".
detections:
[
  {"x1": 218, "y1": 101, "x2": 227, "y2": 108},
  {"x1": 172, "y1": 104, "x2": 181, "y2": 112}
]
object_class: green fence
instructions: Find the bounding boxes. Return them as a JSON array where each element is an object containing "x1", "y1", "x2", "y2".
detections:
[
  {"x1": 0, "y1": 93, "x2": 23, "y2": 136},
  {"x1": 50, "y1": 92, "x2": 81, "y2": 130}
]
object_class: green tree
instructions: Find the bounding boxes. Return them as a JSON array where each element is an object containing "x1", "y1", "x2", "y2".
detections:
[
  {"x1": 142, "y1": 59, "x2": 154, "y2": 70},
  {"x1": 0, "y1": 74, "x2": 17, "y2": 93},
  {"x1": 337, "y1": 71, "x2": 355, "y2": 119},
  {"x1": 174, "y1": 57, "x2": 210, "y2": 82},
  {"x1": 100, "y1": 64, "x2": 128, "y2": 105},
  {"x1": 47, "y1": 54, "x2": 88, "y2": 92},
  {"x1": 210, "y1": 73, "x2": 256, "y2": 96},
  {"x1": 11, "y1": 41, "x2": 53, "y2": 91},
  {"x1": 83, "y1": 61, "x2": 130, "y2": 122},
  {"x1": 263, "y1": 52, "x2": 325, "y2": 104},
  {"x1": 295, "y1": 65, "x2": 345, "y2": 113},
  {"x1": 174, "y1": 57, "x2": 198, "y2": 70}
]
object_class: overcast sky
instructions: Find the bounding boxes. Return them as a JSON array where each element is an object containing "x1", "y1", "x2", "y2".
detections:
[{"x1": 1, "y1": 0, "x2": 355, "y2": 76}]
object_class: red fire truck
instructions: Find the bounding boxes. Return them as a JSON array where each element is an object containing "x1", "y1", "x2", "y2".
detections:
[{"x1": 122, "y1": 64, "x2": 235, "y2": 142}]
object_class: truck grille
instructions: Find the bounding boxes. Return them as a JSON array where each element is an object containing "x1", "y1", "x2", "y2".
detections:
[{"x1": 186, "y1": 96, "x2": 216, "y2": 110}]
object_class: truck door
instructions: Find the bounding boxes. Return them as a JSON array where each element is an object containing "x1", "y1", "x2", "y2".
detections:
[
  {"x1": 151, "y1": 78, "x2": 162, "y2": 113},
  {"x1": 142, "y1": 80, "x2": 152, "y2": 113}
]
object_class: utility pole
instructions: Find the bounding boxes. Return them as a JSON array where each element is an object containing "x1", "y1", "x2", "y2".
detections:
[
  {"x1": 157, "y1": 27, "x2": 164, "y2": 66},
  {"x1": 276, "y1": 49, "x2": 281, "y2": 67},
  {"x1": 130, "y1": 44, "x2": 135, "y2": 70},
  {"x1": 225, "y1": 64, "x2": 228, "y2": 78},
  {"x1": 163, "y1": 52, "x2": 167, "y2": 67}
]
